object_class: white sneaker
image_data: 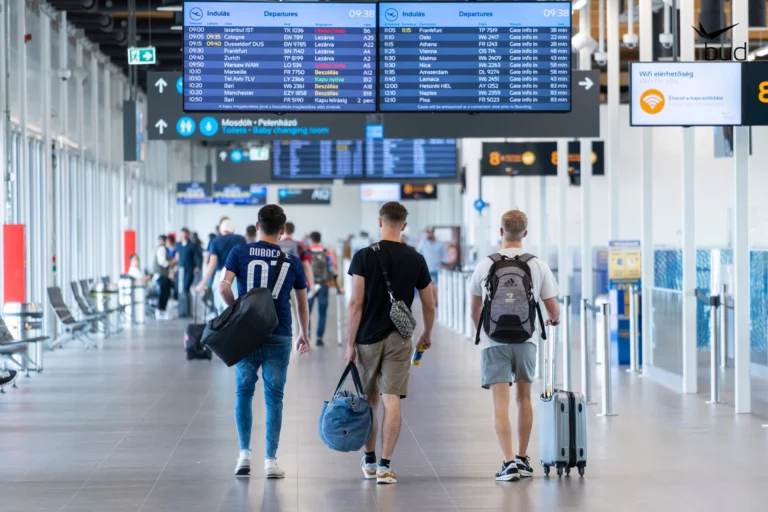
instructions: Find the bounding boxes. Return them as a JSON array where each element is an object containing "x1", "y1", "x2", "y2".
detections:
[
  {"x1": 265, "y1": 458, "x2": 285, "y2": 479},
  {"x1": 234, "y1": 450, "x2": 251, "y2": 477},
  {"x1": 361, "y1": 456, "x2": 377, "y2": 480},
  {"x1": 376, "y1": 465, "x2": 397, "y2": 485}
]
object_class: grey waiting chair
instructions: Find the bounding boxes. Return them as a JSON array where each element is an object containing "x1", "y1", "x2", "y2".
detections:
[{"x1": 47, "y1": 286, "x2": 91, "y2": 349}]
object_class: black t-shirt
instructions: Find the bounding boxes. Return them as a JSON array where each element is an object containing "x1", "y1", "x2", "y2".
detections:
[{"x1": 348, "y1": 240, "x2": 432, "y2": 345}]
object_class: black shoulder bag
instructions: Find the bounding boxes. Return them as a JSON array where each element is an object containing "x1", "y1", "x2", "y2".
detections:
[{"x1": 372, "y1": 244, "x2": 417, "y2": 339}]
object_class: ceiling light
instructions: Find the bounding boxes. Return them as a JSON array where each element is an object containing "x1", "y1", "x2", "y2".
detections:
[
  {"x1": 170, "y1": 25, "x2": 183, "y2": 31},
  {"x1": 157, "y1": 5, "x2": 182, "y2": 11},
  {"x1": 748, "y1": 44, "x2": 768, "y2": 61},
  {"x1": 572, "y1": 0, "x2": 587, "y2": 10}
]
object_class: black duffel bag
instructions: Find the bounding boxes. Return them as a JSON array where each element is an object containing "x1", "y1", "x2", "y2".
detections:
[{"x1": 202, "y1": 253, "x2": 286, "y2": 366}]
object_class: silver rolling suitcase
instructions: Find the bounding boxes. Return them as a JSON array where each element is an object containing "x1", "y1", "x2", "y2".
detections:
[{"x1": 539, "y1": 325, "x2": 588, "y2": 477}]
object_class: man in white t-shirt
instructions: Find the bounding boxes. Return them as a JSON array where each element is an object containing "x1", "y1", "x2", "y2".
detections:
[{"x1": 469, "y1": 209, "x2": 560, "y2": 483}]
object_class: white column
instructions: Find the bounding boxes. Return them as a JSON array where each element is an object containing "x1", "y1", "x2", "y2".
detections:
[
  {"x1": 557, "y1": 140, "x2": 569, "y2": 295},
  {"x1": 639, "y1": 0, "x2": 654, "y2": 371},
  {"x1": 0, "y1": 0, "x2": 7, "y2": 306},
  {"x1": 680, "y1": 0, "x2": 697, "y2": 394},
  {"x1": 580, "y1": 3, "x2": 593, "y2": 305},
  {"x1": 57, "y1": 12, "x2": 68, "y2": 292},
  {"x1": 732, "y1": 0, "x2": 751, "y2": 413},
  {"x1": 18, "y1": 0, "x2": 29, "y2": 298},
  {"x1": 104, "y1": 68, "x2": 112, "y2": 276},
  {"x1": 607, "y1": 0, "x2": 620, "y2": 239},
  {"x1": 90, "y1": 53, "x2": 99, "y2": 279},
  {"x1": 42, "y1": 12, "x2": 55, "y2": 334},
  {"x1": 538, "y1": 176, "x2": 548, "y2": 264}
]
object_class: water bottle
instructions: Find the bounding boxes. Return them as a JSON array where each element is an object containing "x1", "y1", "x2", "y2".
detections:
[{"x1": 411, "y1": 345, "x2": 426, "y2": 366}]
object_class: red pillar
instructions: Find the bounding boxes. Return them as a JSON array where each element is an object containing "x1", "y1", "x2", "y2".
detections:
[
  {"x1": 123, "y1": 230, "x2": 136, "y2": 274},
  {"x1": 3, "y1": 224, "x2": 26, "y2": 302}
]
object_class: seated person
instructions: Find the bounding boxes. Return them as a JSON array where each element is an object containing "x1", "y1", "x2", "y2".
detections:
[{"x1": 127, "y1": 254, "x2": 151, "y2": 285}]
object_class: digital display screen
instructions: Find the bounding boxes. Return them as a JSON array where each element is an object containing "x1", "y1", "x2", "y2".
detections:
[
  {"x1": 272, "y1": 140, "x2": 365, "y2": 180},
  {"x1": 378, "y1": 2, "x2": 571, "y2": 112},
  {"x1": 213, "y1": 184, "x2": 268, "y2": 205},
  {"x1": 183, "y1": 2, "x2": 377, "y2": 112},
  {"x1": 360, "y1": 183, "x2": 402, "y2": 202},
  {"x1": 176, "y1": 182, "x2": 212, "y2": 204},
  {"x1": 365, "y1": 138, "x2": 457, "y2": 180},
  {"x1": 630, "y1": 62, "x2": 742, "y2": 126}
]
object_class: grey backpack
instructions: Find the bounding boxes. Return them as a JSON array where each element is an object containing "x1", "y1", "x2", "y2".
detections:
[{"x1": 475, "y1": 253, "x2": 546, "y2": 345}]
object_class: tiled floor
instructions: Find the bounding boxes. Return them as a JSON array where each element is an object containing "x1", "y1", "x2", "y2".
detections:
[{"x1": 1, "y1": 303, "x2": 767, "y2": 512}]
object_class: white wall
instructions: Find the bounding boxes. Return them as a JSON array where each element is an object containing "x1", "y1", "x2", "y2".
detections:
[{"x1": 462, "y1": 105, "x2": 768, "y2": 257}]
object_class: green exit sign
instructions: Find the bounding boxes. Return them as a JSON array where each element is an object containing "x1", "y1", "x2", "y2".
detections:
[{"x1": 127, "y1": 47, "x2": 156, "y2": 65}]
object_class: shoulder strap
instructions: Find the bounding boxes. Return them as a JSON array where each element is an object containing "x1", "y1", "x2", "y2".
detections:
[
  {"x1": 268, "y1": 252, "x2": 287, "y2": 292},
  {"x1": 334, "y1": 362, "x2": 365, "y2": 397},
  {"x1": 518, "y1": 253, "x2": 536, "y2": 263},
  {"x1": 372, "y1": 243, "x2": 396, "y2": 304}
]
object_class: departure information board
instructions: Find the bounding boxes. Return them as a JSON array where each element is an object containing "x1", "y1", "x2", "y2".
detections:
[
  {"x1": 272, "y1": 140, "x2": 365, "y2": 180},
  {"x1": 378, "y1": 2, "x2": 572, "y2": 112},
  {"x1": 183, "y1": 2, "x2": 377, "y2": 112},
  {"x1": 366, "y1": 139, "x2": 457, "y2": 180}
]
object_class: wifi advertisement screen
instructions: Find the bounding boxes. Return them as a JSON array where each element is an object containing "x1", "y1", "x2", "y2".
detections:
[{"x1": 630, "y1": 62, "x2": 742, "y2": 127}]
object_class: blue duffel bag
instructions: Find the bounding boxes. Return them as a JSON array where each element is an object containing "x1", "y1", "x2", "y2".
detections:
[{"x1": 319, "y1": 362, "x2": 373, "y2": 452}]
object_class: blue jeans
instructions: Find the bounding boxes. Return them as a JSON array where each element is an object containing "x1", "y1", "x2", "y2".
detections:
[
  {"x1": 235, "y1": 335, "x2": 292, "y2": 458},
  {"x1": 308, "y1": 284, "x2": 329, "y2": 339}
]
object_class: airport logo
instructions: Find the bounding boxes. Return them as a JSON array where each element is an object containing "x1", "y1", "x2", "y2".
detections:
[
  {"x1": 640, "y1": 89, "x2": 665, "y2": 114},
  {"x1": 694, "y1": 23, "x2": 748, "y2": 61},
  {"x1": 384, "y1": 8, "x2": 398, "y2": 22},
  {"x1": 521, "y1": 151, "x2": 536, "y2": 166}
]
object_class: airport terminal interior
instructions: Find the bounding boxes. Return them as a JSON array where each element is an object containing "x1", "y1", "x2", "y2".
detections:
[{"x1": 2, "y1": 0, "x2": 768, "y2": 511}]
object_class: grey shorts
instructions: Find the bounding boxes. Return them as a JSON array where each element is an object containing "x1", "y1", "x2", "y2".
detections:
[{"x1": 481, "y1": 343, "x2": 537, "y2": 389}]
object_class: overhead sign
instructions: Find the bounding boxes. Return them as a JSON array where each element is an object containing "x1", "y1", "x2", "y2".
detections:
[
  {"x1": 740, "y1": 62, "x2": 768, "y2": 126},
  {"x1": 630, "y1": 62, "x2": 742, "y2": 126},
  {"x1": 147, "y1": 72, "x2": 369, "y2": 141},
  {"x1": 213, "y1": 184, "x2": 267, "y2": 206},
  {"x1": 378, "y1": 70, "x2": 600, "y2": 138},
  {"x1": 401, "y1": 184, "x2": 437, "y2": 200},
  {"x1": 277, "y1": 187, "x2": 332, "y2": 205},
  {"x1": 481, "y1": 141, "x2": 605, "y2": 178},
  {"x1": 176, "y1": 182, "x2": 212, "y2": 205},
  {"x1": 128, "y1": 46, "x2": 156, "y2": 65},
  {"x1": 148, "y1": 71, "x2": 599, "y2": 140},
  {"x1": 360, "y1": 183, "x2": 401, "y2": 203}
]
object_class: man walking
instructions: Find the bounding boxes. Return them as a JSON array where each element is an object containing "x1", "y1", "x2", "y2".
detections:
[
  {"x1": 196, "y1": 218, "x2": 246, "y2": 313},
  {"x1": 469, "y1": 210, "x2": 560, "y2": 482},
  {"x1": 417, "y1": 227, "x2": 448, "y2": 306},
  {"x1": 219, "y1": 204, "x2": 311, "y2": 479},
  {"x1": 174, "y1": 228, "x2": 200, "y2": 318},
  {"x1": 152, "y1": 235, "x2": 172, "y2": 319},
  {"x1": 345, "y1": 202, "x2": 435, "y2": 485},
  {"x1": 307, "y1": 231, "x2": 342, "y2": 347}
]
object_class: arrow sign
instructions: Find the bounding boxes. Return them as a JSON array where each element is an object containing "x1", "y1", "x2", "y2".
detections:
[
  {"x1": 154, "y1": 78, "x2": 167, "y2": 93},
  {"x1": 579, "y1": 76, "x2": 594, "y2": 90},
  {"x1": 219, "y1": 151, "x2": 228, "y2": 162},
  {"x1": 128, "y1": 46, "x2": 156, "y2": 65},
  {"x1": 154, "y1": 119, "x2": 167, "y2": 134}
]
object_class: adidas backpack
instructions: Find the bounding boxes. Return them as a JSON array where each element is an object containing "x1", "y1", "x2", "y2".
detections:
[{"x1": 475, "y1": 253, "x2": 546, "y2": 345}]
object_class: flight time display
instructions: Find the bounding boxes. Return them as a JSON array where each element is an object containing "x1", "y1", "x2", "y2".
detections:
[
  {"x1": 378, "y1": 2, "x2": 572, "y2": 112},
  {"x1": 183, "y1": 2, "x2": 377, "y2": 112},
  {"x1": 366, "y1": 139, "x2": 457, "y2": 180},
  {"x1": 272, "y1": 140, "x2": 365, "y2": 180}
]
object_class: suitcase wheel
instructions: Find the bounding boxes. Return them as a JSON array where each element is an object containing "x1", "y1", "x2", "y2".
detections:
[
  {"x1": 578, "y1": 466, "x2": 585, "y2": 477},
  {"x1": 565, "y1": 467, "x2": 571, "y2": 477},
  {"x1": 556, "y1": 467, "x2": 563, "y2": 478},
  {"x1": 543, "y1": 466, "x2": 550, "y2": 477}
]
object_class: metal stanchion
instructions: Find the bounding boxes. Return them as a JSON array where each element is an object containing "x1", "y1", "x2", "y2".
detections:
[
  {"x1": 458, "y1": 275, "x2": 466, "y2": 335},
  {"x1": 598, "y1": 302, "x2": 617, "y2": 417},
  {"x1": 720, "y1": 284, "x2": 728, "y2": 370},
  {"x1": 452, "y1": 272, "x2": 460, "y2": 331},
  {"x1": 706, "y1": 292, "x2": 722, "y2": 405},
  {"x1": 627, "y1": 285, "x2": 640, "y2": 373},
  {"x1": 581, "y1": 299, "x2": 596, "y2": 404},
  {"x1": 562, "y1": 295, "x2": 572, "y2": 391}
]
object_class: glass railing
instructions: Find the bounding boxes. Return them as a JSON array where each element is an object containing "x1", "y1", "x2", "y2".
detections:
[{"x1": 648, "y1": 287, "x2": 684, "y2": 378}]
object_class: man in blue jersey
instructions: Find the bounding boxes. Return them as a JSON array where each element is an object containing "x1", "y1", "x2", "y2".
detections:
[
  {"x1": 196, "y1": 218, "x2": 246, "y2": 313},
  {"x1": 219, "y1": 204, "x2": 311, "y2": 480}
]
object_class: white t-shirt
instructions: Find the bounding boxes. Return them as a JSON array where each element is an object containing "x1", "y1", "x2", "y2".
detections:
[
  {"x1": 469, "y1": 248, "x2": 560, "y2": 350},
  {"x1": 127, "y1": 266, "x2": 144, "y2": 281}
]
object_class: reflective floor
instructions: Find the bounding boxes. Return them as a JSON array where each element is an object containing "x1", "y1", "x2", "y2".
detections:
[{"x1": 1, "y1": 301, "x2": 767, "y2": 512}]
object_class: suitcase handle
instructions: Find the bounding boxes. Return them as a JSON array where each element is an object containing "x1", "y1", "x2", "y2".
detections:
[{"x1": 543, "y1": 324, "x2": 557, "y2": 398}]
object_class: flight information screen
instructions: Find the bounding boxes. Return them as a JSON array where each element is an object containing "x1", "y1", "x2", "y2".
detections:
[
  {"x1": 365, "y1": 139, "x2": 457, "y2": 180},
  {"x1": 272, "y1": 140, "x2": 365, "y2": 180},
  {"x1": 378, "y1": 2, "x2": 572, "y2": 112},
  {"x1": 183, "y1": 2, "x2": 377, "y2": 112}
]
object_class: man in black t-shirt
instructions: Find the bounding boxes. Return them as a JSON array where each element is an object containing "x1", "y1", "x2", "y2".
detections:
[{"x1": 345, "y1": 202, "x2": 435, "y2": 485}]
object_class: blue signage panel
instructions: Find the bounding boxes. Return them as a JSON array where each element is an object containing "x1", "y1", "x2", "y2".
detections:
[
  {"x1": 378, "y1": 1, "x2": 572, "y2": 112},
  {"x1": 277, "y1": 187, "x2": 332, "y2": 205},
  {"x1": 183, "y1": 1, "x2": 377, "y2": 112},
  {"x1": 214, "y1": 184, "x2": 268, "y2": 205},
  {"x1": 365, "y1": 138, "x2": 457, "y2": 180},
  {"x1": 176, "y1": 182, "x2": 212, "y2": 204}
]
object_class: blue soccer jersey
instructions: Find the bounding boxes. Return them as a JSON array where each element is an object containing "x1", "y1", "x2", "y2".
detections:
[{"x1": 224, "y1": 241, "x2": 307, "y2": 337}]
